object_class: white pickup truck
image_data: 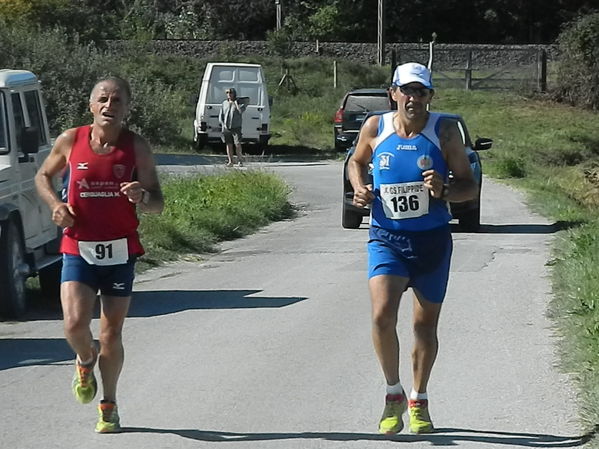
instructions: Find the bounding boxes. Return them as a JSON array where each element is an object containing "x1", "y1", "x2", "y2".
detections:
[{"x1": 0, "y1": 69, "x2": 62, "y2": 318}]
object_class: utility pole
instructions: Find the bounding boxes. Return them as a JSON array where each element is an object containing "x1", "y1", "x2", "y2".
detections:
[
  {"x1": 275, "y1": 0, "x2": 282, "y2": 31},
  {"x1": 377, "y1": 0, "x2": 385, "y2": 65}
]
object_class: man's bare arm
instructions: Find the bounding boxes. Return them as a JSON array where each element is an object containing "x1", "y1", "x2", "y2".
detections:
[
  {"x1": 35, "y1": 130, "x2": 76, "y2": 227},
  {"x1": 438, "y1": 118, "x2": 477, "y2": 202},
  {"x1": 348, "y1": 115, "x2": 379, "y2": 208},
  {"x1": 127, "y1": 134, "x2": 164, "y2": 214}
]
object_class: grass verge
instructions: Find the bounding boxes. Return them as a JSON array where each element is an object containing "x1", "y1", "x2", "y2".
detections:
[
  {"x1": 434, "y1": 89, "x2": 599, "y2": 442},
  {"x1": 136, "y1": 169, "x2": 293, "y2": 272}
]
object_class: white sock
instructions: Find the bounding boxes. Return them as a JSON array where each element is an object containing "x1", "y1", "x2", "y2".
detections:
[
  {"x1": 386, "y1": 381, "x2": 404, "y2": 395},
  {"x1": 410, "y1": 389, "x2": 428, "y2": 400},
  {"x1": 77, "y1": 356, "x2": 94, "y2": 366}
]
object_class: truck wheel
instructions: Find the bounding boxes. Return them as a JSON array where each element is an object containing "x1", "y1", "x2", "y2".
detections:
[
  {"x1": 39, "y1": 259, "x2": 62, "y2": 302},
  {"x1": 342, "y1": 203, "x2": 363, "y2": 229},
  {"x1": 0, "y1": 220, "x2": 28, "y2": 318}
]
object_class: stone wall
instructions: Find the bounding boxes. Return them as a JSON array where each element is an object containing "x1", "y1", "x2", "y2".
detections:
[{"x1": 105, "y1": 39, "x2": 557, "y2": 69}]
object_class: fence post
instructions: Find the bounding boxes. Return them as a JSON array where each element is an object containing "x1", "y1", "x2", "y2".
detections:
[
  {"x1": 465, "y1": 51, "x2": 472, "y2": 90},
  {"x1": 390, "y1": 49, "x2": 397, "y2": 83},
  {"x1": 537, "y1": 48, "x2": 547, "y2": 92},
  {"x1": 333, "y1": 60, "x2": 337, "y2": 89}
]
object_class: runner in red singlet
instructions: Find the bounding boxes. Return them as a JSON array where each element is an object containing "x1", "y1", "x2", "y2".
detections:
[{"x1": 35, "y1": 76, "x2": 164, "y2": 433}]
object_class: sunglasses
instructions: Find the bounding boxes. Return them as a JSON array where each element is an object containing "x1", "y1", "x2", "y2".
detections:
[{"x1": 399, "y1": 86, "x2": 431, "y2": 97}]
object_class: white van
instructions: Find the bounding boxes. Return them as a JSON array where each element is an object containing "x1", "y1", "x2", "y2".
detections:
[{"x1": 193, "y1": 62, "x2": 271, "y2": 151}]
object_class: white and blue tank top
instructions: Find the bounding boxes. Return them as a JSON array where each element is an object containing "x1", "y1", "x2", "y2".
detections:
[{"x1": 370, "y1": 111, "x2": 452, "y2": 232}]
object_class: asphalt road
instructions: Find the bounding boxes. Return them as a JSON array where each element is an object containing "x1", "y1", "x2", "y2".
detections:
[{"x1": 0, "y1": 160, "x2": 589, "y2": 448}]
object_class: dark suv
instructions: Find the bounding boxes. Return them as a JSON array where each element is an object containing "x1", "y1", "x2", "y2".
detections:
[
  {"x1": 333, "y1": 88, "x2": 394, "y2": 151},
  {"x1": 342, "y1": 111, "x2": 493, "y2": 231}
]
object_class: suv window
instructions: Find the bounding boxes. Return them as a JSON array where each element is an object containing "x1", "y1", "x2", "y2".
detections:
[
  {"x1": 24, "y1": 90, "x2": 48, "y2": 146},
  {"x1": 11, "y1": 93, "x2": 25, "y2": 152},
  {"x1": 344, "y1": 94, "x2": 389, "y2": 112},
  {"x1": 0, "y1": 92, "x2": 7, "y2": 154}
]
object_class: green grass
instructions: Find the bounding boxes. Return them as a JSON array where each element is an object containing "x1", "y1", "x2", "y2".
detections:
[
  {"x1": 431, "y1": 89, "x2": 599, "y2": 442},
  {"x1": 136, "y1": 170, "x2": 293, "y2": 271}
]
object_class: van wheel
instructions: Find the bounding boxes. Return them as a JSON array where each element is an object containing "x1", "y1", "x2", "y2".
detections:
[
  {"x1": 0, "y1": 220, "x2": 28, "y2": 318},
  {"x1": 39, "y1": 259, "x2": 62, "y2": 302},
  {"x1": 195, "y1": 134, "x2": 207, "y2": 151}
]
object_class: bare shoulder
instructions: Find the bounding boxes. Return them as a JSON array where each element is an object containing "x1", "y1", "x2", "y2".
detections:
[
  {"x1": 52, "y1": 127, "x2": 78, "y2": 155},
  {"x1": 361, "y1": 114, "x2": 382, "y2": 138},
  {"x1": 56, "y1": 127, "x2": 77, "y2": 145},
  {"x1": 131, "y1": 132, "x2": 157, "y2": 170},
  {"x1": 437, "y1": 116, "x2": 464, "y2": 149},
  {"x1": 352, "y1": 114, "x2": 382, "y2": 164}
]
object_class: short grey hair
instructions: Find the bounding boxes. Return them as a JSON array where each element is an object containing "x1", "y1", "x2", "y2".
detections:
[{"x1": 89, "y1": 76, "x2": 132, "y2": 103}]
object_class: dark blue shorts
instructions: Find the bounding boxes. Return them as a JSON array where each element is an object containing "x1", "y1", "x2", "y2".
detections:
[
  {"x1": 61, "y1": 254, "x2": 137, "y2": 297},
  {"x1": 367, "y1": 225, "x2": 452, "y2": 303}
]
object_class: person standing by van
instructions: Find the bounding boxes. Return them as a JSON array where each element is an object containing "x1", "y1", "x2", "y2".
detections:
[{"x1": 219, "y1": 87, "x2": 247, "y2": 166}]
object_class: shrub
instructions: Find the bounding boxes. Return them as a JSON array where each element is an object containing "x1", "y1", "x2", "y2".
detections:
[{"x1": 554, "y1": 12, "x2": 599, "y2": 110}]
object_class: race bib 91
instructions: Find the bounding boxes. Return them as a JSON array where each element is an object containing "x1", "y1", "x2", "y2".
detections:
[
  {"x1": 78, "y1": 238, "x2": 128, "y2": 266},
  {"x1": 380, "y1": 181, "x2": 429, "y2": 220}
]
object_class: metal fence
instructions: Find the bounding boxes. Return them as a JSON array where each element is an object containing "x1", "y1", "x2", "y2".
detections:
[{"x1": 390, "y1": 45, "x2": 551, "y2": 92}]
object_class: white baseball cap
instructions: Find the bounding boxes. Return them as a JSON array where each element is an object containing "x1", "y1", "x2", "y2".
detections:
[{"x1": 392, "y1": 62, "x2": 433, "y2": 89}]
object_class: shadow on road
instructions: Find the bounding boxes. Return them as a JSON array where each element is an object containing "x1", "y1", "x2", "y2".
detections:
[
  {"x1": 122, "y1": 425, "x2": 597, "y2": 447},
  {"x1": 129, "y1": 289, "x2": 306, "y2": 318},
  {"x1": 452, "y1": 220, "x2": 583, "y2": 234},
  {"x1": 0, "y1": 290, "x2": 305, "y2": 370},
  {"x1": 0, "y1": 338, "x2": 73, "y2": 370}
]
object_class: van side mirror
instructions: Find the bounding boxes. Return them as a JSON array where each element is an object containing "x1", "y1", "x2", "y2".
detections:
[
  {"x1": 21, "y1": 127, "x2": 39, "y2": 154},
  {"x1": 268, "y1": 95, "x2": 273, "y2": 107},
  {"x1": 473, "y1": 137, "x2": 493, "y2": 151}
]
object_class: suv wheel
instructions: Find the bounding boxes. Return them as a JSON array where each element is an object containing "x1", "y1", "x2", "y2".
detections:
[
  {"x1": 342, "y1": 203, "x2": 363, "y2": 229},
  {"x1": 459, "y1": 207, "x2": 480, "y2": 232},
  {"x1": 39, "y1": 259, "x2": 62, "y2": 302},
  {"x1": 0, "y1": 220, "x2": 28, "y2": 318}
]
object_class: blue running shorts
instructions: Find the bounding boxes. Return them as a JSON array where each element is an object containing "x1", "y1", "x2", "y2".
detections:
[
  {"x1": 367, "y1": 225, "x2": 452, "y2": 303},
  {"x1": 61, "y1": 254, "x2": 137, "y2": 297}
]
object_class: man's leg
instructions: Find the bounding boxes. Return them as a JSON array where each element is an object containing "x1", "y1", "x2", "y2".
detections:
[
  {"x1": 61, "y1": 280, "x2": 99, "y2": 404},
  {"x1": 408, "y1": 290, "x2": 443, "y2": 433},
  {"x1": 225, "y1": 143, "x2": 234, "y2": 165},
  {"x1": 97, "y1": 294, "x2": 131, "y2": 402},
  {"x1": 369, "y1": 274, "x2": 410, "y2": 434},
  {"x1": 369, "y1": 274, "x2": 408, "y2": 384},
  {"x1": 411, "y1": 292, "x2": 442, "y2": 393},
  {"x1": 235, "y1": 142, "x2": 244, "y2": 165},
  {"x1": 61, "y1": 281, "x2": 97, "y2": 361}
]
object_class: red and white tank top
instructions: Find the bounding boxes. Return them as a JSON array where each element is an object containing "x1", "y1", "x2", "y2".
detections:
[{"x1": 60, "y1": 125, "x2": 144, "y2": 260}]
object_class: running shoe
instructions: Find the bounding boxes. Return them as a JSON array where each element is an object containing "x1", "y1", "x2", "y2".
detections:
[
  {"x1": 378, "y1": 393, "x2": 407, "y2": 434},
  {"x1": 95, "y1": 401, "x2": 121, "y2": 433},
  {"x1": 71, "y1": 349, "x2": 97, "y2": 404},
  {"x1": 408, "y1": 399, "x2": 434, "y2": 433}
]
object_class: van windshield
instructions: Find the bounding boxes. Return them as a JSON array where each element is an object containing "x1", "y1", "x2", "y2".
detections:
[{"x1": 207, "y1": 66, "x2": 263, "y2": 106}]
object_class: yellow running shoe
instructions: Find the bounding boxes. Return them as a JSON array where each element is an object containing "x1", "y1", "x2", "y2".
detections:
[
  {"x1": 71, "y1": 351, "x2": 97, "y2": 404},
  {"x1": 95, "y1": 401, "x2": 121, "y2": 433},
  {"x1": 378, "y1": 393, "x2": 407, "y2": 434},
  {"x1": 408, "y1": 399, "x2": 434, "y2": 433}
]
